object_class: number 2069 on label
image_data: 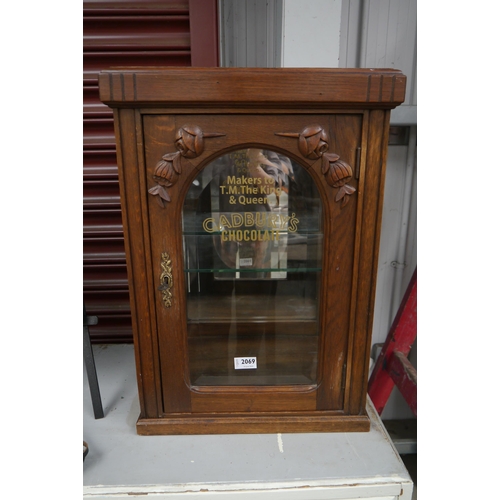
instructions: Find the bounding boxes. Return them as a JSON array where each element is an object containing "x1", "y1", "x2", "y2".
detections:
[{"x1": 234, "y1": 357, "x2": 257, "y2": 370}]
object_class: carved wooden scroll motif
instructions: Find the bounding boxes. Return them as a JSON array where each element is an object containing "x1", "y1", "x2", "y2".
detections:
[
  {"x1": 149, "y1": 125, "x2": 225, "y2": 207},
  {"x1": 275, "y1": 125, "x2": 355, "y2": 207}
]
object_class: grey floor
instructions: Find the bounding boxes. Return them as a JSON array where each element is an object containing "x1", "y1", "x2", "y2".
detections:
[{"x1": 84, "y1": 344, "x2": 416, "y2": 498}]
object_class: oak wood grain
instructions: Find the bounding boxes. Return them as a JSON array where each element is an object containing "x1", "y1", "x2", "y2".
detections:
[
  {"x1": 100, "y1": 67, "x2": 406, "y2": 108},
  {"x1": 101, "y1": 68, "x2": 405, "y2": 434}
]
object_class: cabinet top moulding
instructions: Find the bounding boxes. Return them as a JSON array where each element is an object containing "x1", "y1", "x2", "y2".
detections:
[{"x1": 98, "y1": 67, "x2": 406, "y2": 109}]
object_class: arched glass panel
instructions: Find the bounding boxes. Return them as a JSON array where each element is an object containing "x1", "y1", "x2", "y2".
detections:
[{"x1": 183, "y1": 148, "x2": 323, "y2": 386}]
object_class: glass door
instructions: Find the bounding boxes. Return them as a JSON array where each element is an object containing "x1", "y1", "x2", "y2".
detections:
[{"x1": 183, "y1": 148, "x2": 323, "y2": 387}]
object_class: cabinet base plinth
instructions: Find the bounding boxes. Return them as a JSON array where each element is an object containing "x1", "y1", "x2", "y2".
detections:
[{"x1": 136, "y1": 412, "x2": 371, "y2": 435}]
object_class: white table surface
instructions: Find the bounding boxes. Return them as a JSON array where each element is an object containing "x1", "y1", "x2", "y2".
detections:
[{"x1": 83, "y1": 344, "x2": 413, "y2": 499}]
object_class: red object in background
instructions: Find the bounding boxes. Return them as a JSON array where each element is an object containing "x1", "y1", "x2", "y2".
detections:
[
  {"x1": 368, "y1": 268, "x2": 417, "y2": 416},
  {"x1": 83, "y1": 1, "x2": 220, "y2": 343}
]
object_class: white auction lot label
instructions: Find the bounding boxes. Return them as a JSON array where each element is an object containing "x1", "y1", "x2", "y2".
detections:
[{"x1": 234, "y1": 357, "x2": 257, "y2": 369}]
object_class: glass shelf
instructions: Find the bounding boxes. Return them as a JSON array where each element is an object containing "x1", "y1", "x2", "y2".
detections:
[
  {"x1": 187, "y1": 293, "x2": 319, "y2": 323},
  {"x1": 185, "y1": 268, "x2": 321, "y2": 273}
]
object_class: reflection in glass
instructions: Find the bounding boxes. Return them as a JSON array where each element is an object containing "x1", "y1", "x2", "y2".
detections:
[{"x1": 183, "y1": 148, "x2": 323, "y2": 386}]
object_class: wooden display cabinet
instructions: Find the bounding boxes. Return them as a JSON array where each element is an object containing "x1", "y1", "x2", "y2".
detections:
[{"x1": 99, "y1": 68, "x2": 406, "y2": 435}]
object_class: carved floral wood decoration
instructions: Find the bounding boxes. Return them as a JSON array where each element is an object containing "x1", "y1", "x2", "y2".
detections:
[
  {"x1": 149, "y1": 125, "x2": 225, "y2": 207},
  {"x1": 149, "y1": 124, "x2": 355, "y2": 208},
  {"x1": 275, "y1": 125, "x2": 356, "y2": 207}
]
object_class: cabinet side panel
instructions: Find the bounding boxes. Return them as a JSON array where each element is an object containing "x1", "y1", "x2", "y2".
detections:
[
  {"x1": 115, "y1": 108, "x2": 160, "y2": 418},
  {"x1": 346, "y1": 109, "x2": 391, "y2": 414}
]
